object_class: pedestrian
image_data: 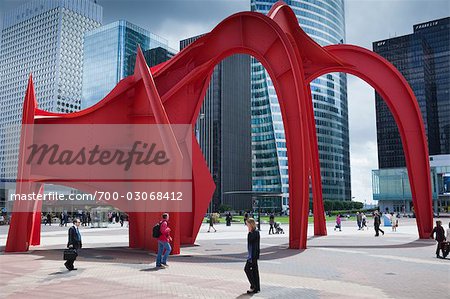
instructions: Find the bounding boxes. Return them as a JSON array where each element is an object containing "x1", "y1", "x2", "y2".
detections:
[
  {"x1": 391, "y1": 213, "x2": 397, "y2": 232},
  {"x1": 63, "y1": 212, "x2": 68, "y2": 227},
  {"x1": 361, "y1": 213, "x2": 368, "y2": 230},
  {"x1": 334, "y1": 214, "x2": 341, "y2": 231},
  {"x1": 444, "y1": 222, "x2": 450, "y2": 258},
  {"x1": 244, "y1": 212, "x2": 249, "y2": 226},
  {"x1": 46, "y1": 213, "x2": 52, "y2": 226},
  {"x1": 65, "y1": 218, "x2": 82, "y2": 271},
  {"x1": 356, "y1": 212, "x2": 362, "y2": 230},
  {"x1": 226, "y1": 212, "x2": 232, "y2": 226},
  {"x1": 207, "y1": 213, "x2": 217, "y2": 232},
  {"x1": 268, "y1": 214, "x2": 275, "y2": 234},
  {"x1": 120, "y1": 214, "x2": 124, "y2": 227},
  {"x1": 59, "y1": 213, "x2": 63, "y2": 227},
  {"x1": 430, "y1": 220, "x2": 446, "y2": 258},
  {"x1": 156, "y1": 213, "x2": 172, "y2": 268},
  {"x1": 447, "y1": 222, "x2": 450, "y2": 240},
  {"x1": 244, "y1": 218, "x2": 260, "y2": 294},
  {"x1": 373, "y1": 211, "x2": 384, "y2": 237}
]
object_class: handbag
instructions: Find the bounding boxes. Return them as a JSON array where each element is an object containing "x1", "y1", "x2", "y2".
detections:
[{"x1": 63, "y1": 248, "x2": 78, "y2": 260}]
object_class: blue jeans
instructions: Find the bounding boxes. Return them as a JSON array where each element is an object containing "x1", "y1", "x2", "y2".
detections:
[{"x1": 156, "y1": 240, "x2": 171, "y2": 266}]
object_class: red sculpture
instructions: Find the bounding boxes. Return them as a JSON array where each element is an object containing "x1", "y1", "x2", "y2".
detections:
[{"x1": 5, "y1": 1, "x2": 433, "y2": 253}]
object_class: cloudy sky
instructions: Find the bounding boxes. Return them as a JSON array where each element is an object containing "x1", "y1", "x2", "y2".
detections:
[{"x1": 1, "y1": 0, "x2": 449, "y2": 203}]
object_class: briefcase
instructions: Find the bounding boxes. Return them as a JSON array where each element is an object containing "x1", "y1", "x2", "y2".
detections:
[{"x1": 63, "y1": 248, "x2": 78, "y2": 260}]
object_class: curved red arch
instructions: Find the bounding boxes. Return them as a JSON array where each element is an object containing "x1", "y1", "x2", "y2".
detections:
[{"x1": 306, "y1": 44, "x2": 433, "y2": 238}]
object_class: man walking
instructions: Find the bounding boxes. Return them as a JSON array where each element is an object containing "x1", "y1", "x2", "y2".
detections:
[
  {"x1": 430, "y1": 220, "x2": 446, "y2": 258},
  {"x1": 65, "y1": 218, "x2": 82, "y2": 271},
  {"x1": 373, "y1": 211, "x2": 384, "y2": 237},
  {"x1": 356, "y1": 212, "x2": 362, "y2": 230},
  {"x1": 156, "y1": 213, "x2": 172, "y2": 268}
]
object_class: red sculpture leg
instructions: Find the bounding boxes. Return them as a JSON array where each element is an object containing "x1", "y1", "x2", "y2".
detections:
[
  {"x1": 5, "y1": 75, "x2": 38, "y2": 252},
  {"x1": 306, "y1": 88, "x2": 327, "y2": 236},
  {"x1": 30, "y1": 184, "x2": 44, "y2": 246},
  {"x1": 307, "y1": 45, "x2": 434, "y2": 238}
]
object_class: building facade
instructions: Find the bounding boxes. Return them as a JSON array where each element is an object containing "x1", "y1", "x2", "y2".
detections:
[
  {"x1": 372, "y1": 155, "x2": 450, "y2": 214},
  {"x1": 0, "y1": 0, "x2": 103, "y2": 184},
  {"x1": 181, "y1": 36, "x2": 252, "y2": 212},
  {"x1": 373, "y1": 18, "x2": 450, "y2": 168},
  {"x1": 372, "y1": 18, "x2": 450, "y2": 214},
  {"x1": 251, "y1": 0, "x2": 350, "y2": 211},
  {"x1": 127, "y1": 46, "x2": 176, "y2": 72},
  {"x1": 81, "y1": 20, "x2": 169, "y2": 109}
]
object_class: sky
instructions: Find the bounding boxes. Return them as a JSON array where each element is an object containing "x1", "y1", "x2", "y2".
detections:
[{"x1": 1, "y1": 0, "x2": 449, "y2": 203}]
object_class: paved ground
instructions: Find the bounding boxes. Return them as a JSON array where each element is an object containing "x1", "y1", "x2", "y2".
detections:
[{"x1": 1, "y1": 218, "x2": 449, "y2": 298}]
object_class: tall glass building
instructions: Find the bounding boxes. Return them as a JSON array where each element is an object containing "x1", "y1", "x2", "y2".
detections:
[
  {"x1": 0, "y1": 0, "x2": 102, "y2": 182},
  {"x1": 181, "y1": 36, "x2": 252, "y2": 212},
  {"x1": 251, "y1": 0, "x2": 350, "y2": 211},
  {"x1": 374, "y1": 18, "x2": 450, "y2": 168},
  {"x1": 372, "y1": 18, "x2": 450, "y2": 215},
  {"x1": 82, "y1": 20, "x2": 169, "y2": 108}
]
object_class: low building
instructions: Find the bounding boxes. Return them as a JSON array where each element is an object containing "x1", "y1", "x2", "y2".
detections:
[{"x1": 372, "y1": 155, "x2": 450, "y2": 214}]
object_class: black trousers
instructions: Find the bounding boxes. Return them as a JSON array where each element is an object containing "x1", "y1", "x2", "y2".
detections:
[
  {"x1": 244, "y1": 259, "x2": 260, "y2": 291},
  {"x1": 64, "y1": 248, "x2": 78, "y2": 270},
  {"x1": 65, "y1": 255, "x2": 76, "y2": 269},
  {"x1": 374, "y1": 225, "x2": 384, "y2": 236},
  {"x1": 436, "y1": 242, "x2": 445, "y2": 257},
  {"x1": 269, "y1": 224, "x2": 274, "y2": 234}
]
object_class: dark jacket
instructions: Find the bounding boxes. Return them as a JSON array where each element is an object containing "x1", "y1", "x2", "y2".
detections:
[
  {"x1": 67, "y1": 226, "x2": 82, "y2": 249},
  {"x1": 247, "y1": 229, "x2": 260, "y2": 260},
  {"x1": 374, "y1": 214, "x2": 381, "y2": 226},
  {"x1": 431, "y1": 226, "x2": 446, "y2": 242}
]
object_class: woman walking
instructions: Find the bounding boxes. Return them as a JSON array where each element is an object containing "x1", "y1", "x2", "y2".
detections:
[
  {"x1": 334, "y1": 214, "x2": 342, "y2": 231},
  {"x1": 244, "y1": 218, "x2": 260, "y2": 294},
  {"x1": 207, "y1": 213, "x2": 216, "y2": 232}
]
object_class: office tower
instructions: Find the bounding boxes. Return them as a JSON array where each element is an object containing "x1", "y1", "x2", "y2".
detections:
[
  {"x1": 82, "y1": 20, "x2": 169, "y2": 108},
  {"x1": 0, "y1": 0, "x2": 103, "y2": 182},
  {"x1": 251, "y1": 0, "x2": 350, "y2": 211},
  {"x1": 127, "y1": 46, "x2": 176, "y2": 71},
  {"x1": 181, "y1": 36, "x2": 252, "y2": 212},
  {"x1": 374, "y1": 18, "x2": 450, "y2": 168},
  {"x1": 372, "y1": 18, "x2": 450, "y2": 214}
]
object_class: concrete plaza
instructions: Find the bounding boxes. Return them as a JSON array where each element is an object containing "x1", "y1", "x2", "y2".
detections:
[{"x1": 0, "y1": 218, "x2": 449, "y2": 298}]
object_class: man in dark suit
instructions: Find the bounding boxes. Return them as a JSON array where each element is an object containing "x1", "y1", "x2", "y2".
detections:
[{"x1": 65, "y1": 218, "x2": 82, "y2": 271}]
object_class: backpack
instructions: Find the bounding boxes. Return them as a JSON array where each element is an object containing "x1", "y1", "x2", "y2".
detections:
[{"x1": 152, "y1": 222, "x2": 161, "y2": 238}]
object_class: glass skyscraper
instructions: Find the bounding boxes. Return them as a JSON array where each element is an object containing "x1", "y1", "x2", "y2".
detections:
[
  {"x1": 181, "y1": 36, "x2": 252, "y2": 212},
  {"x1": 251, "y1": 0, "x2": 350, "y2": 211},
  {"x1": 372, "y1": 18, "x2": 450, "y2": 215},
  {"x1": 0, "y1": 0, "x2": 102, "y2": 182},
  {"x1": 374, "y1": 17, "x2": 450, "y2": 168},
  {"x1": 82, "y1": 20, "x2": 169, "y2": 108}
]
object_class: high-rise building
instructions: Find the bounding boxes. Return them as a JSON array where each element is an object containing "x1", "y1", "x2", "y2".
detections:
[
  {"x1": 251, "y1": 0, "x2": 350, "y2": 211},
  {"x1": 0, "y1": 0, "x2": 103, "y2": 182},
  {"x1": 374, "y1": 18, "x2": 450, "y2": 168},
  {"x1": 181, "y1": 36, "x2": 252, "y2": 212},
  {"x1": 372, "y1": 18, "x2": 450, "y2": 214},
  {"x1": 127, "y1": 46, "x2": 176, "y2": 71},
  {"x1": 82, "y1": 20, "x2": 169, "y2": 108}
]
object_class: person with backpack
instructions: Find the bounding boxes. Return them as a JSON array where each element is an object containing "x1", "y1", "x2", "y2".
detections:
[{"x1": 153, "y1": 213, "x2": 172, "y2": 268}]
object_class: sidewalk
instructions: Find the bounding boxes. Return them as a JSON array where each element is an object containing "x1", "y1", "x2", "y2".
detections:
[{"x1": 1, "y1": 220, "x2": 449, "y2": 298}]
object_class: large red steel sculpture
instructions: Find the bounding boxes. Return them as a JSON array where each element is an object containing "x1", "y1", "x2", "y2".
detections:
[{"x1": 5, "y1": 2, "x2": 433, "y2": 253}]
